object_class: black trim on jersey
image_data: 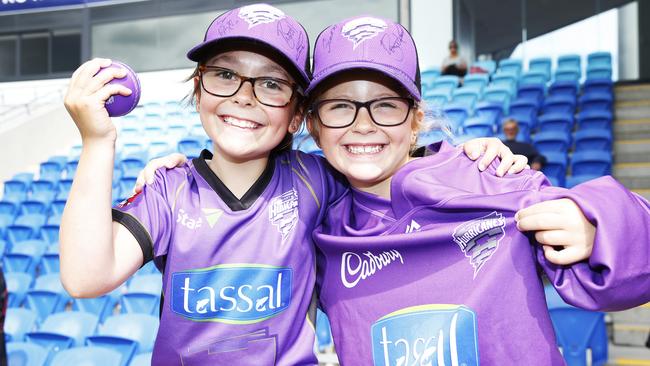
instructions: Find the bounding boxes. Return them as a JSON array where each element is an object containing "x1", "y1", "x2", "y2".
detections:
[
  {"x1": 112, "y1": 209, "x2": 154, "y2": 265},
  {"x1": 411, "y1": 144, "x2": 439, "y2": 157},
  {"x1": 193, "y1": 149, "x2": 275, "y2": 211}
]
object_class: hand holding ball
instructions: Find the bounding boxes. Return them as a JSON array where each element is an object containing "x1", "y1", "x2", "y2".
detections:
[{"x1": 99, "y1": 61, "x2": 141, "y2": 117}]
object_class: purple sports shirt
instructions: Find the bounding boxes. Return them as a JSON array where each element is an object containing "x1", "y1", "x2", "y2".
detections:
[
  {"x1": 314, "y1": 141, "x2": 650, "y2": 365},
  {"x1": 113, "y1": 149, "x2": 345, "y2": 366}
]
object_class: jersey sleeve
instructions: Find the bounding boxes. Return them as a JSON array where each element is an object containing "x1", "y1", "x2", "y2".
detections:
[
  {"x1": 112, "y1": 168, "x2": 176, "y2": 266},
  {"x1": 522, "y1": 173, "x2": 650, "y2": 311},
  {"x1": 295, "y1": 151, "x2": 349, "y2": 222}
]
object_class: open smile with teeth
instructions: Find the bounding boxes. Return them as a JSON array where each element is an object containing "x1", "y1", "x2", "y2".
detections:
[
  {"x1": 345, "y1": 144, "x2": 385, "y2": 155},
  {"x1": 222, "y1": 116, "x2": 261, "y2": 129}
]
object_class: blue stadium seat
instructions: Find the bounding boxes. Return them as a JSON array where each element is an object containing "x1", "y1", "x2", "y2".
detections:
[
  {"x1": 579, "y1": 92, "x2": 613, "y2": 112},
  {"x1": 120, "y1": 143, "x2": 148, "y2": 161},
  {"x1": 528, "y1": 57, "x2": 552, "y2": 81},
  {"x1": 40, "y1": 223, "x2": 60, "y2": 245},
  {"x1": 532, "y1": 131, "x2": 572, "y2": 154},
  {"x1": 519, "y1": 71, "x2": 547, "y2": 86},
  {"x1": 39, "y1": 161, "x2": 63, "y2": 182},
  {"x1": 573, "y1": 129, "x2": 612, "y2": 152},
  {"x1": 557, "y1": 54, "x2": 581, "y2": 74},
  {"x1": 39, "y1": 252, "x2": 60, "y2": 274},
  {"x1": 48, "y1": 156, "x2": 68, "y2": 169},
  {"x1": 542, "y1": 152, "x2": 568, "y2": 187},
  {"x1": 5, "y1": 272, "x2": 33, "y2": 308},
  {"x1": 570, "y1": 151, "x2": 612, "y2": 176},
  {"x1": 421, "y1": 68, "x2": 440, "y2": 90},
  {"x1": 0, "y1": 201, "x2": 19, "y2": 216},
  {"x1": 86, "y1": 313, "x2": 159, "y2": 366},
  {"x1": 548, "y1": 308, "x2": 608, "y2": 366},
  {"x1": 576, "y1": 110, "x2": 613, "y2": 131},
  {"x1": 583, "y1": 78, "x2": 613, "y2": 95},
  {"x1": 554, "y1": 69, "x2": 580, "y2": 84},
  {"x1": 315, "y1": 309, "x2": 333, "y2": 352},
  {"x1": 133, "y1": 260, "x2": 158, "y2": 276},
  {"x1": 178, "y1": 137, "x2": 204, "y2": 159},
  {"x1": 417, "y1": 129, "x2": 448, "y2": 147},
  {"x1": 587, "y1": 51, "x2": 612, "y2": 68},
  {"x1": 25, "y1": 273, "x2": 72, "y2": 322},
  {"x1": 119, "y1": 158, "x2": 146, "y2": 179},
  {"x1": 482, "y1": 85, "x2": 512, "y2": 114},
  {"x1": 423, "y1": 90, "x2": 451, "y2": 108},
  {"x1": 6, "y1": 213, "x2": 47, "y2": 245},
  {"x1": 117, "y1": 178, "x2": 137, "y2": 201},
  {"x1": 431, "y1": 75, "x2": 460, "y2": 94},
  {"x1": 167, "y1": 124, "x2": 190, "y2": 141},
  {"x1": 509, "y1": 100, "x2": 539, "y2": 129},
  {"x1": 48, "y1": 346, "x2": 122, "y2": 366},
  {"x1": 72, "y1": 288, "x2": 121, "y2": 323},
  {"x1": 6, "y1": 239, "x2": 48, "y2": 276},
  {"x1": 490, "y1": 73, "x2": 518, "y2": 96},
  {"x1": 65, "y1": 160, "x2": 79, "y2": 179},
  {"x1": 442, "y1": 105, "x2": 470, "y2": 133},
  {"x1": 147, "y1": 139, "x2": 173, "y2": 160},
  {"x1": 49, "y1": 200, "x2": 67, "y2": 217},
  {"x1": 497, "y1": 58, "x2": 523, "y2": 77},
  {"x1": 462, "y1": 74, "x2": 489, "y2": 94},
  {"x1": 470, "y1": 60, "x2": 496, "y2": 75},
  {"x1": 26, "y1": 311, "x2": 99, "y2": 353},
  {"x1": 462, "y1": 117, "x2": 495, "y2": 137},
  {"x1": 538, "y1": 113, "x2": 574, "y2": 134},
  {"x1": 6, "y1": 342, "x2": 48, "y2": 366},
  {"x1": 474, "y1": 102, "x2": 504, "y2": 126},
  {"x1": 450, "y1": 88, "x2": 479, "y2": 110},
  {"x1": 3, "y1": 180, "x2": 29, "y2": 202},
  {"x1": 11, "y1": 173, "x2": 34, "y2": 186},
  {"x1": 19, "y1": 201, "x2": 47, "y2": 216},
  {"x1": 541, "y1": 95, "x2": 576, "y2": 116},
  {"x1": 548, "y1": 80, "x2": 578, "y2": 98},
  {"x1": 565, "y1": 174, "x2": 598, "y2": 188},
  {"x1": 121, "y1": 274, "x2": 163, "y2": 315},
  {"x1": 586, "y1": 66, "x2": 612, "y2": 80},
  {"x1": 129, "y1": 352, "x2": 152, "y2": 366},
  {"x1": 4, "y1": 308, "x2": 38, "y2": 342}
]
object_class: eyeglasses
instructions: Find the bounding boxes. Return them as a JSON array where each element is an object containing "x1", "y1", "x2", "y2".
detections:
[
  {"x1": 199, "y1": 66, "x2": 300, "y2": 107},
  {"x1": 311, "y1": 97, "x2": 415, "y2": 129}
]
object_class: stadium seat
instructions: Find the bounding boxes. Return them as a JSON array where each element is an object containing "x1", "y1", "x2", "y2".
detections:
[
  {"x1": 121, "y1": 273, "x2": 163, "y2": 315},
  {"x1": 147, "y1": 140, "x2": 173, "y2": 159},
  {"x1": 64, "y1": 160, "x2": 79, "y2": 179},
  {"x1": 19, "y1": 201, "x2": 47, "y2": 216},
  {"x1": 509, "y1": 100, "x2": 538, "y2": 128},
  {"x1": 6, "y1": 213, "x2": 47, "y2": 244},
  {"x1": 442, "y1": 105, "x2": 470, "y2": 133},
  {"x1": 120, "y1": 143, "x2": 148, "y2": 161},
  {"x1": 167, "y1": 124, "x2": 190, "y2": 142},
  {"x1": 587, "y1": 51, "x2": 612, "y2": 68},
  {"x1": 315, "y1": 309, "x2": 334, "y2": 352},
  {"x1": 423, "y1": 90, "x2": 451, "y2": 108},
  {"x1": 48, "y1": 346, "x2": 123, "y2": 366},
  {"x1": 5, "y1": 272, "x2": 33, "y2": 307},
  {"x1": 528, "y1": 57, "x2": 552, "y2": 81},
  {"x1": 11, "y1": 173, "x2": 34, "y2": 186},
  {"x1": 482, "y1": 85, "x2": 512, "y2": 114},
  {"x1": 431, "y1": 75, "x2": 460, "y2": 94},
  {"x1": 491, "y1": 73, "x2": 518, "y2": 96},
  {"x1": 462, "y1": 74, "x2": 489, "y2": 94},
  {"x1": 417, "y1": 129, "x2": 448, "y2": 147},
  {"x1": 6, "y1": 239, "x2": 48, "y2": 276},
  {"x1": 579, "y1": 92, "x2": 613, "y2": 112},
  {"x1": 129, "y1": 352, "x2": 152, "y2": 366},
  {"x1": 570, "y1": 151, "x2": 612, "y2": 176},
  {"x1": 6, "y1": 342, "x2": 48, "y2": 366},
  {"x1": 119, "y1": 158, "x2": 146, "y2": 179},
  {"x1": 538, "y1": 113, "x2": 574, "y2": 134},
  {"x1": 532, "y1": 131, "x2": 572, "y2": 154},
  {"x1": 470, "y1": 60, "x2": 496, "y2": 75},
  {"x1": 565, "y1": 174, "x2": 598, "y2": 188},
  {"x1": 0, "y1": 201, "x2": 19, "y2": 217},
  {"x1": 497, "y1": 58, "x2": 523, "y2": 77},
  {"x1": 573, "y1": 129, "x2": 612, "y2": 152},
  {"x1": 548, "y1": 80, "x2": 578, "y2": 98},
  {"x1": 86, "y1": 313, "x2": 159, "y2": 366},
  {"x1": 462, "y1": 117, "x2": 495, "y2": 137},
  {"x1": 421, "y1": 68, "x2": 440, "y2": 90},
  {"x1": 72, "y1": 288, "x2": 121, "y2": 323},
  {"x1": 39, "y1": 252, "x2": 60, "y2": 274},
  {"x1": 586, "y1": 66, "x2": 612, "y2": 80},
  {"x1": 474, "y1": 102, "x2": 504, "y2": 126},
  {"x1": 541, "y1": 95, "x2": 576, "y2": 116},
  {"x1": 516, "y1": 83, "x2": 545, "y2": 107},
  {"x1": 25, "y1": 273, "x2": 72, "y2": 322},
  {"x1": 26, "y1": 311, "x2": 99, "y2": 353},
  {"x1": 4, "y1": 308, "x2": 38, "y2": 342},
  {"x1": 557, "y1": 54, "x2": 581, "y2": 74},
  {"x1": 554, "y1": 69, "x2": 580, "y2": 84},
  {"x1": 576, "y1": 110, "x2": 613, "y2": 131},
  {"x1": 583, "y1": 78, "x2": 613, "y2": 95},
  {"x1": 40, "y1": 223, "x2": 60, "y2": 245},
  {"x1": 542, "y1": 152, "x2": 568, "y2": 187},
  {"x1": 39, "y1": 161, "x2": 63, "y2": 182},
  {"x1": 178, "y1": 137, "x2": 204, "y2": 159},
  {"x1": 188, "y1": 122, "x2": 205, "y2": 137},
  {"x1": 3, "y1": 180, "x2": 29, "y2": 202},
  {"x1": 548, "y1": 308, "x2": 608, "y2": 366},
  {"x1": 49, "y1": 200, "x2": 67, "y2": 217},
  {"x1": 519, "y1": 71, "x2": 547, "y2": 86}
]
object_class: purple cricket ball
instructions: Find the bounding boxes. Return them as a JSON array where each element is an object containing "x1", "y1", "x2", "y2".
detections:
[{"x1": 100, "y1": 61, "x2": 141, "y2": 117}]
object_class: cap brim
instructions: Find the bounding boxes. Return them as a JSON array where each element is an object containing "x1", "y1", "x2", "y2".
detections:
[
  {"x1": 187, "y1": 36, "x2": 310, "y2": 89},
  {"x1": 306, "y1": 61, "x2": 421, "y2": 101}
]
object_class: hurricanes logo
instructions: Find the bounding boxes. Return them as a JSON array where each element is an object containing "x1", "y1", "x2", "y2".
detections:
[
  {"x1": 238, "y1": 4, "x2": 285, "y2": 28},
  {"x1": 452, "y1": 211, "x2": 506, "y2": 278},
  {"x1": 341, "y1": 17, "x2": 387, "y2": 49},
  {"x1": 269, "y1": 189, "x2": 299, "y2": 243}
]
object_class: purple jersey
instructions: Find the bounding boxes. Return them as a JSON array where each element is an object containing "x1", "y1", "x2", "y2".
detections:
[
  {"x1": 314, "y1": 141, "x2": 650, "y2": 366},
  {"x1": 113, "y1": 149, "x2": 344, "y2": 366}
]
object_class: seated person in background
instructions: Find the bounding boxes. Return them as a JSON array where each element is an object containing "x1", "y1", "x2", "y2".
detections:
[
  {"x1": 502, "y1": 118, "x2": 546, "y2": 170},
  {"x1": 441, "y1": 40, "x2": 467, "y2": 77}
]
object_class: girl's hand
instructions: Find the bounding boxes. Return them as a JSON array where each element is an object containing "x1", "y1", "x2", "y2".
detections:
[
  {"x1": 133, "y1": 153, "x2": 188, "y2": 193},
  {"x1": 63, "y1": 58, "x2": 133, "y2": 144},
  {"x1": 515, "y1": 198, "x2": 596, "y2": 265},
  {"x1": 462, "y1": 137, "x2": 529, "y2": 176}
]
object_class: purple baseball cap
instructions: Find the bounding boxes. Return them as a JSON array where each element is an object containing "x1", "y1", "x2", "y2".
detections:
[
  {"x1": 187, "y1": 3, "x2": 311, "y2": 88},
  {"x1": 307, "y1": 15, "x2": 421, "y2": 100}
]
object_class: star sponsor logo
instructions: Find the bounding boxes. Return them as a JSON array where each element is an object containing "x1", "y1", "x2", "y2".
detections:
[
  {"x1": 269, "y1": 189, "x2": 299, "y2": 244},
  {"x1": 341, "y1": 17, "x2": 387, "y2": 49},
  {"x1": 202, "y1": 208, "x2": 223, "y2": 228},
  {"x1": 452, "y1": 211, "x2": 506, "y2": 278},
  {"x1": 341, "y1": 249, "x2": 403, "y2": 288},
  {"x1": 371, "y1": 304, "x2": 479, "y2": 366},
  {"x1": 238, "y1": 4, "x2": 285, "y2": 29}
]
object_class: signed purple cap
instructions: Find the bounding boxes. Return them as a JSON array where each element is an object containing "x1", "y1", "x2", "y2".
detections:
[
  {"x1": 187, "y1": 3, "x2": 310, "y2": 88},
  {"x1": 307, "y1": 15, "x2": 421, "y2": 100}
]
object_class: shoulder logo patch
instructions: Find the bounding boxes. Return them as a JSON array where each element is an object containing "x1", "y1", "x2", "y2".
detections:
[{"x1": 269, "y1": 189, "x2": 299, "y2": 243}]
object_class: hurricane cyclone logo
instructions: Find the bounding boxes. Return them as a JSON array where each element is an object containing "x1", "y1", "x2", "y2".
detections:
[
  {"x1": 341, "y1": 17, "x2": 388, "y2": 49},
  {"x1": 452, "y1": 211, "x2": 506, "y2": 278},
  {"x1": 269, "y1": 189, "x2": 299, "y2": 243},
  {"x1": 238, "y1": 4, "x2": 286, "y2": 28}
]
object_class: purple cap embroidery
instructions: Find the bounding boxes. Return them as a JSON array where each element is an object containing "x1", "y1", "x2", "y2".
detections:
[
  {"x1": 307, "y1": 15, "x2": 421, "y2": 100},
  {"x1": 187, "y1": 3, "x2": 310, "y2": 88}
]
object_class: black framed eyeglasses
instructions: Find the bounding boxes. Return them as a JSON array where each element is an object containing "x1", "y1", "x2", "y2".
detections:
[
  {"x1": 199, "y1": 66, "x2": 300, "y2": 107},
  {"x1": 311, "y1": 97, "x2": 415, "y2": 128}
]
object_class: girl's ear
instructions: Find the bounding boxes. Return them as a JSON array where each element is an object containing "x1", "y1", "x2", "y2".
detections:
[
  {"x1": 288, "y1": 105, "x2": 305, "y2": 134},
  {"x1": 306, "y1": 112, "x2": 321, "y2": 147}
]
